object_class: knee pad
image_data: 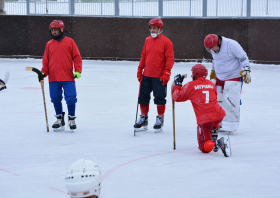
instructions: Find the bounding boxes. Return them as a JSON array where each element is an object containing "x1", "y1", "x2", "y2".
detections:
[
  {"x1": 204, "y1": 140, "x2": 215, "y2": 153},
  {"x1": 51, "y1": 96, "x2": 63, "y2": 104},
  {"x1": 65, "y1": 97, "x2": 77, "y2": 105}
]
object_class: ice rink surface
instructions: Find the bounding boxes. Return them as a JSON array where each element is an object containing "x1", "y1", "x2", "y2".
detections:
[{"x1": 0, "y1": 59, "x2": 280, "y2": 198}]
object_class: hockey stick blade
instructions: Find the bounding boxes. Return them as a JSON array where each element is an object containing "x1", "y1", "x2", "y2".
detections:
[{"x1": 26, "y1": 67, "x2": 44, "y2": 81}]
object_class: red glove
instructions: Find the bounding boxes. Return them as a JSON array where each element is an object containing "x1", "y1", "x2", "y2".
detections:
[
  {"x1": 137, "y1": 67, "x2": 143, "y2": 82},
  {"x1": 160, "y1": 70, "x2": 171, "y2": 85}
]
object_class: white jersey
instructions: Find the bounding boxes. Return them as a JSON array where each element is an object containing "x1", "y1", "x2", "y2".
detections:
[{"x1": 211, "y1": 37, "x2": 249, "y2": 81}]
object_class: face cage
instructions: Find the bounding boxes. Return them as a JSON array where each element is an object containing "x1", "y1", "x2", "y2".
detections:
[
  {"x1": 68, "y1": 185, "x2": 101, "y2": 198},
  {"x1": 149, "y1": 28, "x2": 163, "y2": 35},
  {"x1": 205, "y1": 46, "x2": 220, "y2": 54}
]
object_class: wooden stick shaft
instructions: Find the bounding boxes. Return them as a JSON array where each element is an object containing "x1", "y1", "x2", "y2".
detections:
[
  {"x1": 171, "y1": 80, "x2": 176, "y2": 150},
  {"x1": 170, "y1": 74, "x2": 187, "y2": 150},
  {"x1": 172, "y1": 99, "x2": 176, "y2": 150},
  {"x1": 40, "y1": 80, "x2": 49, "y2": 132}
]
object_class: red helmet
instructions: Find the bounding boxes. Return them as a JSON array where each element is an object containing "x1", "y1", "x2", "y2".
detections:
[
  {"x1": 191, "y1": 64, "x2": 208, "y2": 80},
  {"x1": 149, "y1": 18, "x2": 163, "y2": 29},
  {"x1": 49, "y1": 20, "x2": 65, "y2": 30},
  {"x1": 204, "y1": 34, "x2": 219, "y2": 49}
]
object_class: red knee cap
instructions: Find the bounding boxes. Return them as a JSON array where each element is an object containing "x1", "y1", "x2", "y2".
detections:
[{"x1": 204, "y1": 140, "x2": 215, "y2": 153}]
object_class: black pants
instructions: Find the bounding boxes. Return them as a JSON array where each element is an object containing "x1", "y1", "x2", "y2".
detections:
[{"x1": 138, "y1": 76, "x2": 167, "y2": 106}]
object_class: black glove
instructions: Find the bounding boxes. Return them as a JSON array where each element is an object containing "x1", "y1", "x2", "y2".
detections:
[
  {"x1": 174, "y1": 74, "x2": 185, "y2": 86},
  {"x1": 0, "y1": 79, "x2": 7, "y2": 91}
]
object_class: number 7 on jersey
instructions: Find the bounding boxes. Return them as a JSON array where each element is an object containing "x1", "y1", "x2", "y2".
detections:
[{"x1": 202, "y1": 91, "x2": 209, "y2": 103}]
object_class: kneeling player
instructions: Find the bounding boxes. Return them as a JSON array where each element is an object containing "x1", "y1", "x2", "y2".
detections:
[{"x1": 172, "y1": 64, "x2": 231, "y2": 157}]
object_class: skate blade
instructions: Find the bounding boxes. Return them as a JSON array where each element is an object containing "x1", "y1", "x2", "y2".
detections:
[
  {"x1": 53, "y1": 126, "x2": 65, "y2": 132},
  {"x1": 154, "y1": 128, "x2": 163, "y2": 133},
  {"x1": 134, "y1": 126, "x2": 148, "y2": 132},
  {"x1": 223, "y1": 135, "x2": 232, "y2": 157}
]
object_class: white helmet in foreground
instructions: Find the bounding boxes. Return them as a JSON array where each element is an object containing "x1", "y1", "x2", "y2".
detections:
[{"x1": 65, "y1": 159, "x2": 101, "y2": 198}]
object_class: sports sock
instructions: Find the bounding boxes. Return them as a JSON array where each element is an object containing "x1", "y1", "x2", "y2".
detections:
[
  {"x1": 140, "y1": 104, "x2": 149, "y2": 116},
  {"x1": 157, "y1": 105, "x2": 166, "y2": 117}
]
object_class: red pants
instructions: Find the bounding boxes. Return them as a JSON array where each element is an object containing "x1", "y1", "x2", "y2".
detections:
[{"x1": 197, "y1": 119, "x2": 223, "y2": 153}]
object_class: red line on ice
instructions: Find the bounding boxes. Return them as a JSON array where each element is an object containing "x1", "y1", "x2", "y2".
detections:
[
  {"x1": 0, "y1": 168, "x2": 20, "y2": 176},
  {"x1": 102, "y1": 139, "x2": 280, "y2": 181},
  {"x1": 101, "y1": 148, "x2": 195, "y2": 180}
]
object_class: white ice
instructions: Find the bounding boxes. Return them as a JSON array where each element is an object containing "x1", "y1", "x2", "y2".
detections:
[{"x1": 0, "y1": 59, "x2": 280, "y2": 198}]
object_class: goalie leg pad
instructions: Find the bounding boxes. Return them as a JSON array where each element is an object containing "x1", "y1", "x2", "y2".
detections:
[{"x1": 221, "y1": 81, "x2": 241, "y2": 132}]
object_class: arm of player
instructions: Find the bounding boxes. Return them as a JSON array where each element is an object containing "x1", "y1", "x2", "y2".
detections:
[
  {"x1": 172, "y1": 75, "x2": 190, "y2": 102},
  {"x1": 161, "y1": 39, "x2": 175, "y2": 85},
  {"x1": 229, "y1": 40, "x2": 251, "y2": 84},
  {"x1": 172, "y1": 84, "x2": 191, "y2": 102},
  {"x1": 72, "y1": 40, "x2": 82, "y2": 75},
  {"x1": 137, "y1": 40, "x2": 147, "y2": 81},
  {"x1": 42, "y1": 43, "x2": 49, "y2": 77}
]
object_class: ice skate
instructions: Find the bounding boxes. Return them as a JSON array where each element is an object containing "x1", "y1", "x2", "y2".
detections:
[
  {"x1": 217, "y1": 135, "x2": 231, "y2": 157},
  {"x1": 153, "y1": 115, "x2": 164, "y2": 133},
  {"x1": 68, "y1": 116, "x2": 77, "y2": 131},
  {"x1": 211, "y1": 127, "x2": 218, "y2": 142},
  {"x1": 211, "y1": 127, "x2": 219, "y2": 152},
  {"x1": 52, "y1": 112, "x2": 65, "y2": 132},
  {"x1": 213, "y1": 142, "x2": 219, "y2": 152},
  {"x1": 134, "y1": 115, "x2": 148, "y2": 132}
]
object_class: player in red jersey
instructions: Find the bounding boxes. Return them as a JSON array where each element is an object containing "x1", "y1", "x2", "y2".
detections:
[
  {"x1": 172, "y1": 64, "x2": 231, "y2": 157},
  {"x1": 41, "y1": 20, "x2": 82, "y2": 132},
  {"x1": 134, "y1": 18, "x2": 175, "y2": 133}
]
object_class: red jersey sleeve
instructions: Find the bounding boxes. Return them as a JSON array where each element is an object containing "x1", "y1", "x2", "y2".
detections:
[
  {"x1": 163, "y1": 38, "x2": 175, "y2": 74},
  {"x1": 42, "y1": 42, "x2": 50, "y2": 77},
  {"x1": 138, "y1": 39, "x2": 147, "y2": 70},
  {"x1": 172, "y1": 83, "x2": 191, "y2": 102},
  {"x1": 71, "y1": 40, "x2": 82, "y2": 73}
]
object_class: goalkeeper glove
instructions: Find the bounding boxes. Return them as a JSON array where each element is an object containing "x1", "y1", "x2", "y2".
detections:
[
  {"x1": 240, "y1": 66, "x2": 251, "y2": 84},
  {"x1": 210, "y1": 70, "x2": 216, "y2": 80}
]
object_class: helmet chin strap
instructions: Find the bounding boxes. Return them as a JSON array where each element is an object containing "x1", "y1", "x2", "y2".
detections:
[{"x1": 151, "y1": 29, "x2": 163, "y2": 38}]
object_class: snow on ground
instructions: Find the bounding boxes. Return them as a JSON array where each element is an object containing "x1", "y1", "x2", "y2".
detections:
[{"x1": 0, "y1": 58, "x2": 280, "y2": 198}]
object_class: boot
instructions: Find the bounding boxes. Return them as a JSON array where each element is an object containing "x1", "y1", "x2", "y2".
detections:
[
  {"x1": 68, "y1": 116, "x2": 77, "y2": 130},
  {"x1": 153, "y1": 115, "x2": 164, "y2": 132},
  {"x1": 217, "y1": 135, "x2": 232, "y2": 157},
  {"x1": 52, "y1": 112, "x2": 65, "y2": 131},
  {"x1": 134, "y1": 115, "x2": 148, "y2": 131}
]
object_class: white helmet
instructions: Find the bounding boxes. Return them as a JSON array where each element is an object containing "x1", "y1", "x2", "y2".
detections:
[{"x1": 65, "y1": 159, "x2": 101, "y2": 198}]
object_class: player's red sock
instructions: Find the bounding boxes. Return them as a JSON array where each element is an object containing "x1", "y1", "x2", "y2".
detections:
[
  {"x1": 140, "y1": 104, "x2": 149, "y2": 116},
  {"x1": 157, "y1": 105, "x2": 166, "y2": 117}
]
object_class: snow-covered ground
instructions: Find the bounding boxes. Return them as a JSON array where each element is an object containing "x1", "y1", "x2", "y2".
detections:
[{"x1": 0, "y1": 58, "x2": 280, "y2": 198}]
